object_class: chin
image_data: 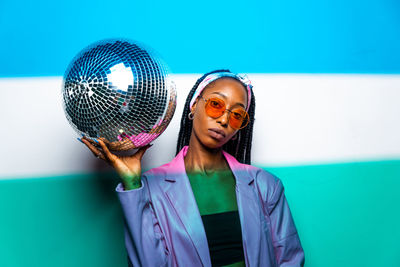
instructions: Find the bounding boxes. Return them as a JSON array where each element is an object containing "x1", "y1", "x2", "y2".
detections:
[{"x1": 202, "y1": 137, "x2": 228, "y2": 150}]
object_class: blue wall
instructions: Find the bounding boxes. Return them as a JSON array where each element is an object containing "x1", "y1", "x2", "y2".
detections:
[{"x1": 1, "y1": 0, "x2": 399, "y2": 77}]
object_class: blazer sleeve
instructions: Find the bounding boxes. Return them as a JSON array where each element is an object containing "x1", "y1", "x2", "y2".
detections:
[
  {"x1": 116, "y1": 175, "x2": 170, "y2": 267},
  {"x1": 261, "y1": 171, "x2": 305, "y2": 266}
]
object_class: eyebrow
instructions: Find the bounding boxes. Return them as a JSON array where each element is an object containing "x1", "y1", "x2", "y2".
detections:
[{"x1": 210, "y1": 92, "x2": 246, "y2": 108}]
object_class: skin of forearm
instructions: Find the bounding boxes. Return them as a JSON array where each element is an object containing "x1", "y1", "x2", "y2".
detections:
[{"x1": 121, "y1": 174, "x2": 142, "y2": 190}]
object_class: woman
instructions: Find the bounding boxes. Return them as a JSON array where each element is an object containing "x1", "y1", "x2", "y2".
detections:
[{"x1": 80, "y1": 70, "x2": 305, "y2": 267}]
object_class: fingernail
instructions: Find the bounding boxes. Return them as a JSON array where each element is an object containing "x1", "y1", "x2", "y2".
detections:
[
  {"x1": 94, "y1": 138, "x2": 99, "y2": 144},
  {"x1": 77, "y1": 138, "x2": 83, "y2": 143}
]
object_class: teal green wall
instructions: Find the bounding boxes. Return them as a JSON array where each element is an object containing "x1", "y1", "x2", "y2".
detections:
[
  {"x1": 1, "y1": 160, "x2": 399, "y2": 267},
  {"x1": 267, "y1": 160, "x2": 400, "y2": 267},
  {"x1": 0, "y1": 174, "x2": 126, "y2": 267}
]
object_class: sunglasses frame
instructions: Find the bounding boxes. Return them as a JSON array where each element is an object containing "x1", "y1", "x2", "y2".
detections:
[{"x1": 199, "y1": 95, "x2": 249, "y2": 130}]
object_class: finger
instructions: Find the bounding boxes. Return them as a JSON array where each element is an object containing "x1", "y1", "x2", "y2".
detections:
[
  {"x1": 80, "y1": 138, "x2": 106, "y2": 160},
  {"x1": 97, "y1": 138, "x2": 116, "y2": 162},
  {"x1": 98, "y1": 137, "x2": 111, "y2": 145},
  {"x1": 82, "y1": 136, "x2": 101, "y2": 147}
]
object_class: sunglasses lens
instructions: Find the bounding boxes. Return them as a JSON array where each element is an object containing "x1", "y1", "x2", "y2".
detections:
[
  {"x1": 205, "y1": 98, "x2": 225, "y2": 118},
  {"x1": 229, "y1": 109, "x2": 249, "y2": 129}
]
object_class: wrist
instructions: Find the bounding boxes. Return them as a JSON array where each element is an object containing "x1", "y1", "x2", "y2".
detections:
[{"x1": 121, "y1": 174, "x2": 141, "y2": 190}]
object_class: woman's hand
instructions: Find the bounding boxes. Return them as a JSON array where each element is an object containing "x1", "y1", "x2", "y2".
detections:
[{"x1": 79, "y1": 136, "x2": 152, "y2": 190}]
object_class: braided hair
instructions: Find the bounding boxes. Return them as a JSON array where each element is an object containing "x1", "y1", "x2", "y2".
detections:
[{"x1": 175, "y1": 69, "x2": 256, "y2": 164}]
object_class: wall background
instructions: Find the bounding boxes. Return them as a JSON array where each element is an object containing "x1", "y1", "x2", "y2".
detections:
[{"x1": 1, "y1": 0, "x2": 399, "y2": 266}]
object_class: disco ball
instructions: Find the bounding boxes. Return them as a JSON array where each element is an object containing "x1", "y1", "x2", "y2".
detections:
[{"x1": 62, "y1": 38, "x2": 177, "y2": 151}]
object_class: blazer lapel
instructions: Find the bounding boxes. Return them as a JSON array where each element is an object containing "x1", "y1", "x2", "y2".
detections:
[
  {"x1": 162, "y1": 146, "x2": 211, "y2": 266},
  {"x1": 223, "y1": 151, "x2": 262, "y2": 267}
]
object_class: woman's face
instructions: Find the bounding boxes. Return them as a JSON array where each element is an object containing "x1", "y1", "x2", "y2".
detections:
[{"x1": 190, "y1": 77, "x2": 248, "y2": 149}]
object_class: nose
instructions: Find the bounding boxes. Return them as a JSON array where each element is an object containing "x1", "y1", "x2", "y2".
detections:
[{"x1": 216, "y1": 110, "x2": 230, "y2": 127}]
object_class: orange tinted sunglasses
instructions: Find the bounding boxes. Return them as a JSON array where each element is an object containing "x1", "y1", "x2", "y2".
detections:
[{"x1": 200, "y1": 96, "x2": 249, "y2": 130}]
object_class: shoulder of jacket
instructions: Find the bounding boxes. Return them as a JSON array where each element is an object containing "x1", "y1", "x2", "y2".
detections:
[
  {"x1": 242, "y1": 164, "x2": 283, "y2": 201},
  {"x1": 141, "y1": 161, "x2": 173, "y2": 182},
  {"x1": 240, "y1": 163, "x2": 280, "y2": 184}
]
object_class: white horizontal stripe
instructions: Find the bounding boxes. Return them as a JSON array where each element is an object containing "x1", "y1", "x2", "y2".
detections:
[
  {"x1": 250, "y1": 74, "x2": 400, "y2": 166},
  {"x1": 0, "y1": 74, "x2": 399, "y2": 178}
]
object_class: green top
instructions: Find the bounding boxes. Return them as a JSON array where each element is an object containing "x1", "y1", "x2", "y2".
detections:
[
  {"x1": 187, "y1": 169, "x2": 245, "y2": 267},
  {"x1": 187, "y1": 169, "x2": 238, "y2": 216}
]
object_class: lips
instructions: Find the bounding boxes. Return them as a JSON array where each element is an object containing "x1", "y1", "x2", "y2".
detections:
[{"x1": 208, "y1": 128, "x2": 226, "y2": 140}]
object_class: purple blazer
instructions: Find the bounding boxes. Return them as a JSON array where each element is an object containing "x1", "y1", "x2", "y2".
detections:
[{"x1": 116, "y1": 146, "x2": 305, "y2": 266}]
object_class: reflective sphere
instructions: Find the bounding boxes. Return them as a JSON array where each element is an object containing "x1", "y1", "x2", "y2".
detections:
[{"x1": 62, "y1": 39, "x2": 176, "y2": 150}]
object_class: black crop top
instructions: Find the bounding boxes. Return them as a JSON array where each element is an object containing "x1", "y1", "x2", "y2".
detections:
[{"x1": 201, "y1": 210, "x2": 245, "y2": 266}]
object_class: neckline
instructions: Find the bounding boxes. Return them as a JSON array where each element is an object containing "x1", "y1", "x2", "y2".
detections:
[
  {"x1": 183, "y1": 146, "x2": 230, "y2": 174},
  {"x1": 200, "y1": 210, "x2": 239, "y2": 217},
  {"x1": 165, "y1": 146, "x2": 254, "y2": 186}
]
